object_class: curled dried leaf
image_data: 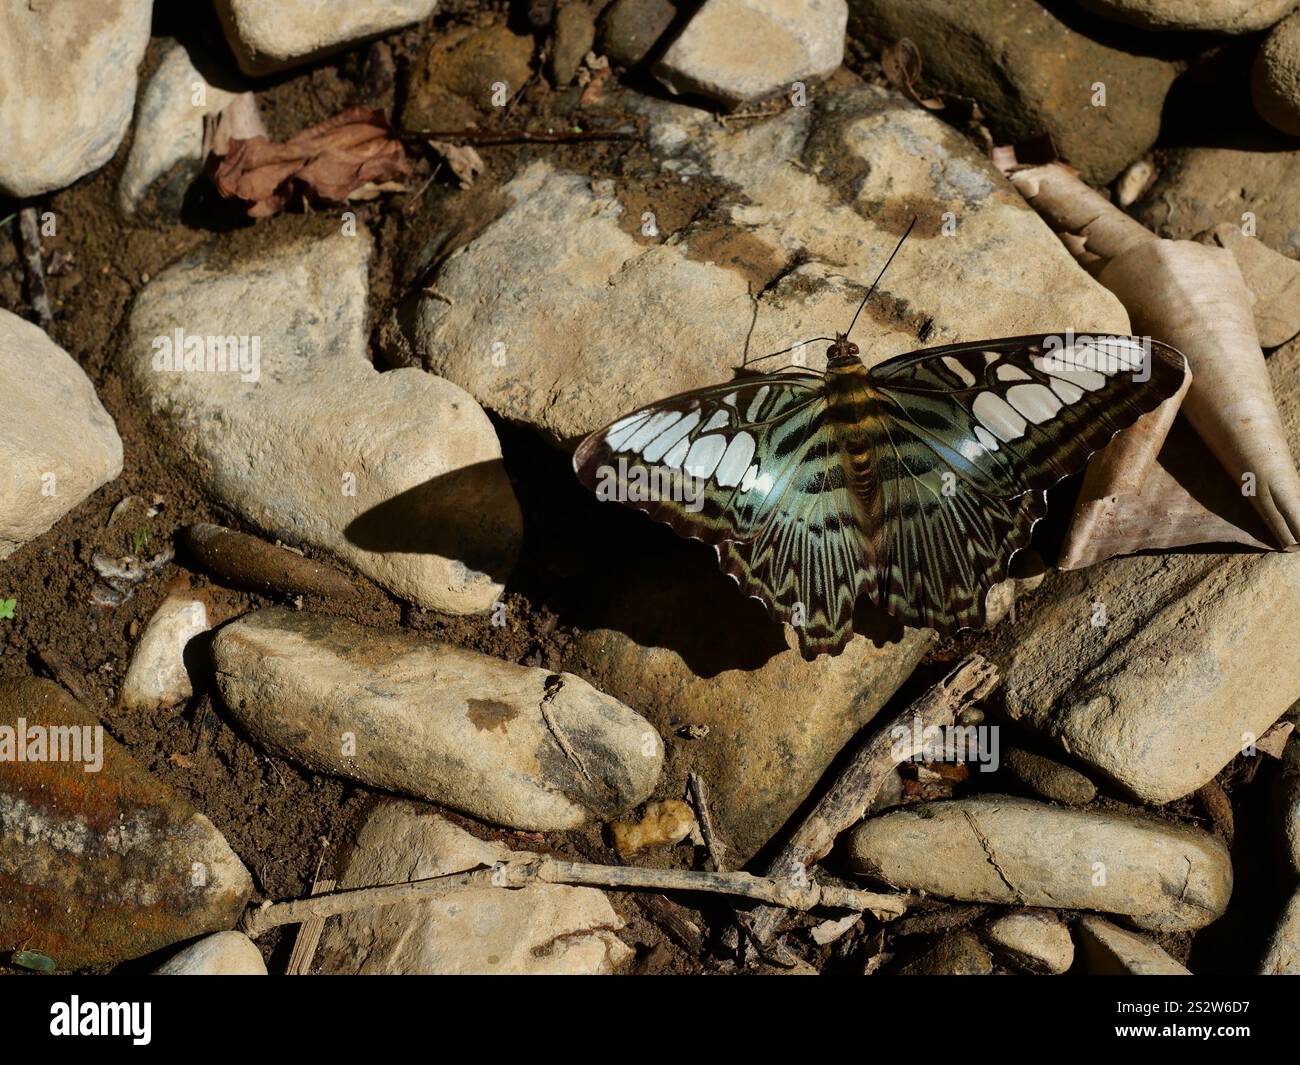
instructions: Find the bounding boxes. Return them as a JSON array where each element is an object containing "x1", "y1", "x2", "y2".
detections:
[
  {"x1": 881, "y1": 38, "x2": 943, "y2": 110},
  {"x1": 209, "y1": 106, "x2": 411, "y2": 218}
]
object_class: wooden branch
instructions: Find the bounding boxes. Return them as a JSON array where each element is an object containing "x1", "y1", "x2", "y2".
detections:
[
  {"x1": 18, "y1": 206, "x2": 51, "y2": 328},
  {"x1": 241, "y1": 854, "x2": 908, "y2": 938},
  {"x1": 746, "y1": 654, "x2": 1000, "y2": 945},
  {"x1": 688, "y1": 771, "x2": 727, "y2": 872},
  {"x1": 403, "y1": 128, "x2": 638, "y2": 146}
]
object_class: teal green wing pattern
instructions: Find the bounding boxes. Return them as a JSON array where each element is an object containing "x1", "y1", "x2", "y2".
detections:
[
  {"x1": 867, "y1": 334, "x2": 1188, "y2": 498},
  {"x1": 860, "y1": 334, "x2": 1187, "y2": 634},
  {"x1": 573, "y1": 373, "x2": 827, "y2": 546}
]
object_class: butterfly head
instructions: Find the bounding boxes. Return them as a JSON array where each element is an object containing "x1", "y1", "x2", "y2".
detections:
[{"x1": 826, "y1": 334, "x2": 861, "y2": 368}]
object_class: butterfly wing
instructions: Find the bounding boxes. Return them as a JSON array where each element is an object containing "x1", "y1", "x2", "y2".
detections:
[
  {"x1": 575, "y1": 372, "x2": 877, "y2": 656},
  {"x1": 861, "y1": 333, "x2": 1188, "y2": 632},
  {"x1": 715, "y1": 424, "x2": 875, "y2": 658},
  {"x1": 573, "y1": 373, "x2": 826, "y2": 545},
  {"x1": 867, "y1": 334, "x2": 1188, "y2": 498}
]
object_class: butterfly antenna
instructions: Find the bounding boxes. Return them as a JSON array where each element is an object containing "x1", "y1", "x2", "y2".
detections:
[{"x1": 844, "y1": 216, "x2": 916, "y2": 341}]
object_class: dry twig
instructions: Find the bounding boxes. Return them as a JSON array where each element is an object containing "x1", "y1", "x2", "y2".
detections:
[{"x1": 745, "y1": 655, "x2": 1000, "y2": 946}]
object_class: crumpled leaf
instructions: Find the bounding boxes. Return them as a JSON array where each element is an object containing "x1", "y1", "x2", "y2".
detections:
[
  {"x1": 428, "y1": 140, "x2": 486, "y2": 189},
  {"x1": 881, "y1": 38, "x2": 944, "y2": 110},
  {"x1": 209, "y1": 106, "x2": 411, "y2": 218}
]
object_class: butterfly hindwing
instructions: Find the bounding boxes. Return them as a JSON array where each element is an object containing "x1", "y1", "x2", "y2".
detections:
[{"x1": 716, "y1": 424, "x2": 874, "y2": 657}]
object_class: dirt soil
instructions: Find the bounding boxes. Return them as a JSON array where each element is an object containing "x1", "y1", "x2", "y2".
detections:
[{"x1": 0, "y1": 1, "x2": 1281, "y2": 976}]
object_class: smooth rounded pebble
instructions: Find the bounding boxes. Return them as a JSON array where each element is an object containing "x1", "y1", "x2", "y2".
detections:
[
  {"x1": 154, "y1": 932, "x2": 267, "y2": 975},
  {"x1": 211, "y1": 607, "x2": 663, "y2": 831},
  {"x1": 848, "y1": 795, "x2": 1231, "y2": 932},
  {"x1": 0, "y1": 0, "x2": 152, "y2": 196},
  {"x1": 1253, "y1": 10, "x2": 1300, "y2": 136},
  {"x1": 1075, "y1": 915, "x2": 1191, "y2": 975},
  {"x1": 984, "y1": 910, "x2": 1074, "y2": 974},
  {"x1": 1, "y1": 311, "x2": 123, "y2": 560},
  {"x1": 119, "y1": 593, "x2": 210, "y2": 712},
  {"x1": 316, "y1": 802, "x2": 632, "y2": 975}
]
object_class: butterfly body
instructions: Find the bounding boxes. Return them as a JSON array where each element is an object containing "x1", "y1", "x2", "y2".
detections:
[{"x1": 575, "y1": 332, "x2": 1187, "y2": 659}]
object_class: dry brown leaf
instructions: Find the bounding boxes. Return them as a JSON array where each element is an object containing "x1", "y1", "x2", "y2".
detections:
[
  {"x1": 209, "y1": 106, "x2": 411, "y2": 218},
  {"x1": 881, "y1": 38, "x2": 943, "y2": 110},
  {"x1": 428, "y1": 140, "x2": 485, "y2": 189}
]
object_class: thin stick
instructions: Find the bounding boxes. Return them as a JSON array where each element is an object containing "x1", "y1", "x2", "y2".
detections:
[
  {"x1": 404, "y1": 128, "x2": 638, "y2": 146},
  {"x1": 241, "y1": 855, "x2": 908, "y2": 938},
  {"x1": 746, "y1": 654, "x2": 1000, "y2": 945},
  {"x1": 688, "y1": 771, "x2": 727, "y2": 873},
  {"x1": 18, "y1": 206, "x2": 52, "y2": 328}
]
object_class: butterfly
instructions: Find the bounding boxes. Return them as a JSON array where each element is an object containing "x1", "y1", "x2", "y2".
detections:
[{"x1": 572, "y1": 234, "x2": 1188, "y2": 659}]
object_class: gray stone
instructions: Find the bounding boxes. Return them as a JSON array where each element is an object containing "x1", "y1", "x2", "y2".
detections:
[
  {"x1": 551, "y1": 2, "x2": 597, "y2": 85},
  {"x1": 215, "y1": 0, "x2": 439, "y2": 76},
  {"x1": 1, "y1": 310, "x2": 123, "y2": 560},
  {"x1": 317, "y1": 802, "x2": 632, "y2": 974},
  {"x1": 1134, "y1": 147, "x2": 1300, "y2": 259},
  {"x1": 211, "y1": 608, "x2": 664, "y2": 831},
  {"x1": 1260, "y1": 890, "x2": 1300, "y2": 975},
  {"x1": 847, "y1": 0, "x2": 1181, "y2": 184},
  {"x1": 654, "y1": 0, "x2": 847, "y2": 108},
  {"x1": 0, "y1": 679, "x2": 252, "y2": 970},
  {"x1": 119, "y1": 593, "x2": 210, "y2": 712},
  {"x1": 119, "y1": 42, "x2": 241, "y2": 218},
  {"x1": 896, "y1": 930, "x2": 992, "y2": 975},
  {"x1": 1254, "y1": 9, "x2": 1300, "y2": 137},
  {"x1": 984, "y1": 909, "x2": 1073, "y2": 974},
  {"x1": 153, "y1": 931, "x2": 267, "y2": 975},
  {"x1": 1076, "y1": 0, "x2": 1300, "y2": 33},
  {"x1": 1004, "y1": 746, "x2": 1097, "y2": 806},
  {"x1": 848, "y1": 795, "x2": 1232, "y2": 932},
  {"x1": 1076, "y1": 915, "x2": 1191, "y2": 975},
  {"x1": 561, "y1": 563, "x2": 932, "y2": 860},
  {"x1": 599, "y1": 0, "x2": 678, "y2": 66},
  {"x1": 121, "y1": 226, "x2": 521, "y2": 616},
  {"x1": 399, "y1": 83, "x2": 1130, "y2": 447},
  {"x1": 0, "y1": 0, "x2": 152, "y2": 196},
  {"x1": 990, "y1": 339, "x2": 1300, "y2": 805}
]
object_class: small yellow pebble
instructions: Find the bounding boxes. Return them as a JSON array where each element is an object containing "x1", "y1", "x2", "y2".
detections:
[{"x1": 610, "y1": 799, "x2": 696, "y2": 857}]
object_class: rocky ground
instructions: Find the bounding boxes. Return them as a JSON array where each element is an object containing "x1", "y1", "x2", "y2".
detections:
[{"x1": 2, "y1": 0, "x2": 1300, "y2": 976}]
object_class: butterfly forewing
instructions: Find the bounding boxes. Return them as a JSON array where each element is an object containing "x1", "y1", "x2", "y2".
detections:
[
  {"x1": 868, "y1": 334, "x2": 1187, "y2": 498},
  {"x1": 573, "y1": 373, "x2": 825, "y2": 545}
]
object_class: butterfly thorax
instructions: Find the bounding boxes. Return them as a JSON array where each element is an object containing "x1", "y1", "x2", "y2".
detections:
[{"x1": 825, "y1": 334, "x2": 861, "y2": 369}]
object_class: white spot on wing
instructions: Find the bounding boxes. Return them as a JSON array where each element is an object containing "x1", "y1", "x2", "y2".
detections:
[
  {"x1": 942, "y1": 356, "x2": 976, "y2": 387},
  {"x1": 715, "y1": 432, "x2": 756, "y2": 487},
  {"x1": 684, "y1": 435, "x2": 727, "y2": 479},
  {"x1": 642, "y1": 411, "x2": 700, "y2": 462},
  {"x1": 745, "y1": 386, "x2": 770, "y2": 421},
  {"x1": 973, "y1": 391, "x2": 1027, "y2": 441},
  {"x1": 624, "y1": 411, "x2": 678, "y2": 452},
  {"x1": 740, "y1": 464, "x2": 758, "y2": 492},
  {"x1": 974, "y1": 425, "x2": 999, "y2": 452},
  {"x1": 703, "y1": 409, "x2": 730, "y2": 431},
  {"x1": 1006, "y1": 382, "x2": 1063, "y2": 424},
  {"x1": 1049, "y1": 377, "x2": 1084, "y2": 404},
  {"x1": 1033, "y1": 353, "x2": 1106, "y2": 392},
  {"x1": 605, "y1": 412, "x2": 650, "y2": 450},
  {"x1": 664, "y1": 437, "x2": 690, "y2": 469},
  {"x1": 996, "y1": 364, "x2": 1031, "y2": 382}
]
